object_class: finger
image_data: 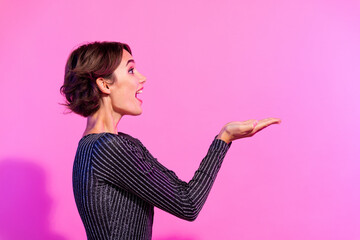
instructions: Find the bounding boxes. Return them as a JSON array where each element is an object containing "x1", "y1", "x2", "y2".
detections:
[
  {"x1": 240, "y1": 119, "x2": 258, "y2": 133},
  {"x1": 259, "y1": 117, "x2": 281, "y2": 126},
  {"x1": 253, "y1": 118, "x2": 281, "y2": 133}
]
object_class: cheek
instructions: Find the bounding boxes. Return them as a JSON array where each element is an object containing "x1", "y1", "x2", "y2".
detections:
[
  {"x1": 118, "y1": 85, "x2": 136, "y2": 103},
  {"x1": 111, "y1": 81, "x2": 138, "y2": 105}
]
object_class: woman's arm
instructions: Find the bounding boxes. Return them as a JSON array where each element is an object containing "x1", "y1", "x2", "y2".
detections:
[
  {"x1": 92, "y1": 134, "x2": 230, "y2": 221},
  {"x1": 91, "y1": 117, "x2": 280, "y2": 221}
]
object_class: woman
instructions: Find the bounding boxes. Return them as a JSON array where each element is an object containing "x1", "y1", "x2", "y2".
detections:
[{"x1": 60, "y1": 41, "x2": 281, "y2": 240}]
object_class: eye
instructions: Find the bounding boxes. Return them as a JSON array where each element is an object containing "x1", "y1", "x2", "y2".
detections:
[{"x1": 128, "y1": 68, "x2": 134, "y2": 74}]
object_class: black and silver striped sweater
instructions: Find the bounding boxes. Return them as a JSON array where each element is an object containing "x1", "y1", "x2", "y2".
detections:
[{"x1": 73, "y1": 132, "x2": 231, "y2": 240}]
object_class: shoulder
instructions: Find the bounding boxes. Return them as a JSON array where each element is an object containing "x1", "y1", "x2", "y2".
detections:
[
  {"x1": 92, "y1": 132, "x2": 142, "y2": 153},
  {"x1": 93, "y1": 132, "x2": 128, "y2": 147}
]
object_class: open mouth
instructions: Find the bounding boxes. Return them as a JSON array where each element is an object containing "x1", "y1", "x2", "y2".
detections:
[{"x1": 135, "y1": 88, "x2": 143, "y2": 103}]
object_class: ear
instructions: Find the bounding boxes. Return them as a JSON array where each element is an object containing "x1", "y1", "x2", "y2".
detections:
[{"x1": 96, "y1": 78, "x2": 111, "y2": 94}]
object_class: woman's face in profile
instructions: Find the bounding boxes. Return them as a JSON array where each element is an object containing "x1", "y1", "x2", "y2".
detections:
[{"x1": 108, "y1": 50, "x2": 146, "y2": 116}]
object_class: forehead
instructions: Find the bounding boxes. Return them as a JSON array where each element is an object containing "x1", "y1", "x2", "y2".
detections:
[{"x1": 119, "y1": 50, "x2": 133, "y2": 67}]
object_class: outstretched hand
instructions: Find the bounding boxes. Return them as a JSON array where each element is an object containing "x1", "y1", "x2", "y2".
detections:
[{"x1": 216, "y1": 118, "x2": 281, "y2": 144}]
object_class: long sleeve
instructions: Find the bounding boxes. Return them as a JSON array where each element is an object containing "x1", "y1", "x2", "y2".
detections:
[{"x1": 91, "y1": 133, "x2": 231, "y2": 221}]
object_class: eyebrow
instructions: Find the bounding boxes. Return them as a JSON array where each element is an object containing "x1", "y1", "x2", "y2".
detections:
[{"x1": 126, "y1": 59, "x2": 135, "y2": 66}]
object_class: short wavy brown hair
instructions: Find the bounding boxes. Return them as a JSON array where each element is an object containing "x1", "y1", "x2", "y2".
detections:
[{"x1": 60, "y1": 41, "x2": 132, "y2": 117}]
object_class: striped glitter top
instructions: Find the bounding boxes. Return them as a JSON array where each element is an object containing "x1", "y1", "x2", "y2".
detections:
[{"x1": 72, "y1": 132, "x2": 231, "y2": 240}]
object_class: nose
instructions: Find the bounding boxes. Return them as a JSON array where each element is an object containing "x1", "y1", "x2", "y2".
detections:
[{"x1": 139, "y1": 72, "x2": 146, "y2": 83}]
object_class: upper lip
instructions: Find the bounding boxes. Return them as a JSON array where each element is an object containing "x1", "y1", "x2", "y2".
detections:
[{"x1": 136, "y1": 87, "x2": 143, "y2": 93}]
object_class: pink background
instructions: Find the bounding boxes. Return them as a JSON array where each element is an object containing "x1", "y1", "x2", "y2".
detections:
[{"x1": 0, "y1": 0, "x2": 359, "y2": 239}]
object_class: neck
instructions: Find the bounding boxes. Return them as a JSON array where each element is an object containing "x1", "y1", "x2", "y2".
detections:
[{"x1": 83, "y1": 98, "x2": 122, "y2": 137}]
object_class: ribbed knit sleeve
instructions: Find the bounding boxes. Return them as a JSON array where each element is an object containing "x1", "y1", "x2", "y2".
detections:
[{"x1": 91, "y1": 133, "x2": 231, "y2": 221}]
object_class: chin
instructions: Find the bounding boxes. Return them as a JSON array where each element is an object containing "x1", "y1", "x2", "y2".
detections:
[
  {"x1": 128, "y1": 108, "x2": 143, "y2": 116},
  {"x1": 115, "y1": 106, "x2": 143, "y2": 116}
]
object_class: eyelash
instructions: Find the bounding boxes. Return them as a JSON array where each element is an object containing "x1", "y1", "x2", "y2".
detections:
[{"x1": 128, "y1": 68, "x2": 134, "y2": 74}]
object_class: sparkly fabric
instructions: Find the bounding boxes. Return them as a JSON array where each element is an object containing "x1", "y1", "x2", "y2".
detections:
[{"x1": 73, "y1": 132, "x2": 231, "y2": 239}]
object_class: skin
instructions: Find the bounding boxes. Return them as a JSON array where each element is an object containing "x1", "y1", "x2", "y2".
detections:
[
  {"x1": 83, "y1": 50, "x2": 146, "y2": 136},
  {"x1": 216, "y1": 118, "x2": 281, "y2": 144},
  {"x1": 83, "y1": 50, "x2": 281, "y2": 141}
]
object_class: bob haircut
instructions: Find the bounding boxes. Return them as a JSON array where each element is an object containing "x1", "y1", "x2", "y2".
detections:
[{"x1": 60, "y1": 41, "x2": 132, "y2": 117}]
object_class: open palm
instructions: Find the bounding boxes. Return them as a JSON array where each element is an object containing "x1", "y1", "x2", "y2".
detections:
[{"x1": 217, "y1": 118, "x2": 281, "y2": 143}]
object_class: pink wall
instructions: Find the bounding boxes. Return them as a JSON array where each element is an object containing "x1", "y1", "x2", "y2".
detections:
[{"x1": 0, "y1": 0, "x2": 359, "y2": 239}]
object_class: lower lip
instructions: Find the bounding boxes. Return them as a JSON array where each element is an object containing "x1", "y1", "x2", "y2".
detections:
[{"x1": 136, "y1": 96, "x2": 142, "y2": 104}]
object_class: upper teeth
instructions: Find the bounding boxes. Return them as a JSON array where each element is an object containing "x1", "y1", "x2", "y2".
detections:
[{"x1": 137, "y1": 90, "x2": 142, "y2": 94}]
